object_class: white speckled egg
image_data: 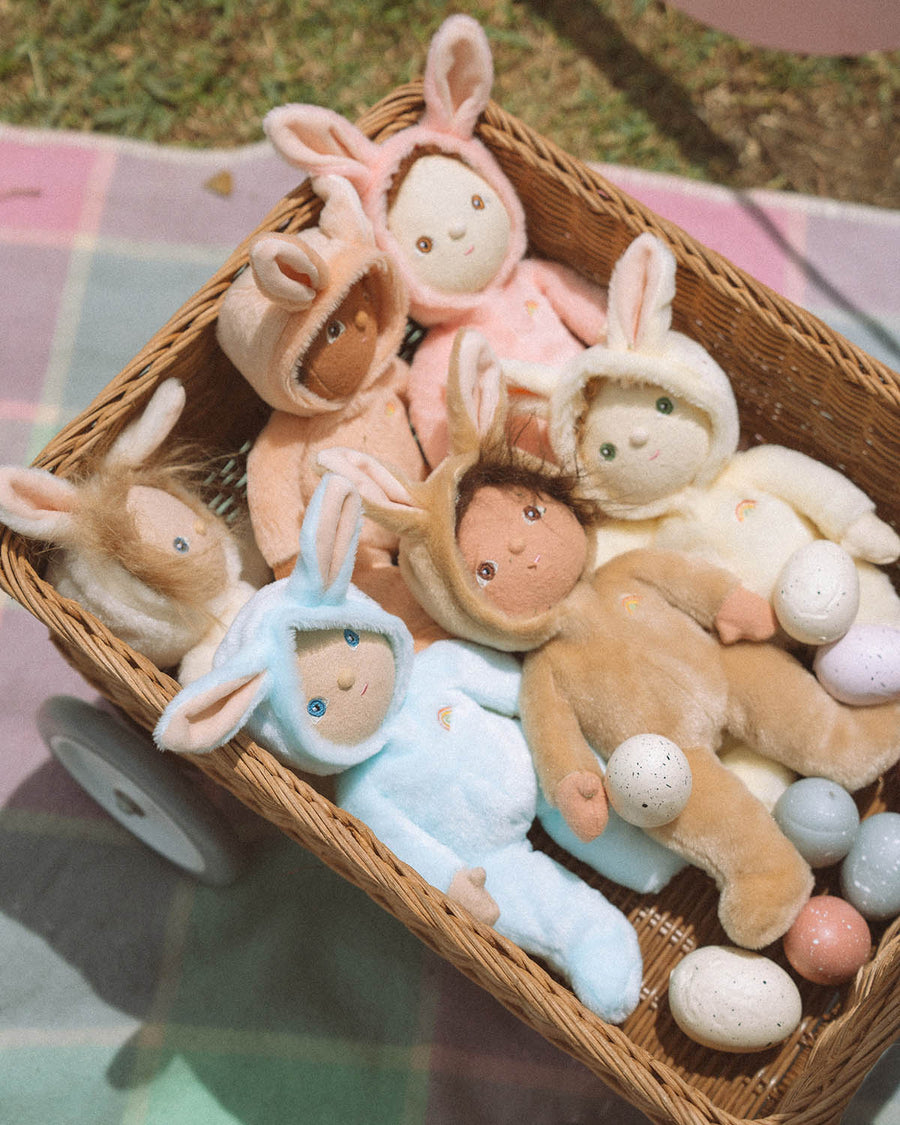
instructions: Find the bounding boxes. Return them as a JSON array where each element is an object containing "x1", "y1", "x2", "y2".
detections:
[
  {"x1": 668, "y1": 946, "x2": 802, "y2": 1053},
  {"x1": 719, "y1": 741, "x2": 796, "y2": 812},
  {"x1": 604, "y1": 734, "x2": 692, "y2": 828},
  {"x1": 813, "y1": 623, "x2": 900, "y2": 705},
  {"x1": 773, "y1": 540, "x2": 860, "y2": 645},
  {"x1": 841, "y1": 812, "x2": 900, "y2": 920}
]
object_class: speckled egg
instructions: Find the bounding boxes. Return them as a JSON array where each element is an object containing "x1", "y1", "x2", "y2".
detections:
[
  {"x1": 783, "y1": 895, "x2": 872, "y2": 985},
  {"x1": 773, "y1": 540, "x2": 860, "y2": 645},
  {"x1": 813, "y1": 623, "x2": 900, "y2": 706},
  {"x1": 604, "y1": 734, "x2": 692, "y2": 828},
  {"x1": 720, "y1": 741, "x2": 796, "y2": 812},
  {"x1": 773, "y1": 777, "x2": 860, "y2": 867},
  {"x1": 841, "y1": 812, "x2": 900, "y2": 920},
  {"x1": 668, "y1": 946, "x2": 802, "y2": 1053}
]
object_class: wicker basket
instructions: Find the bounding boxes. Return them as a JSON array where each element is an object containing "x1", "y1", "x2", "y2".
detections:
[{"x1": 3, "y1": 84, "x2": 899, "y2": 1125}]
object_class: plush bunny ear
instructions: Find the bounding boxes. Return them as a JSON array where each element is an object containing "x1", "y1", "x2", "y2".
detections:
[
  {"x1": 154, "y1": 670, "x2": 268, "y2": 755},
  {"x1": 317, "y1": 449, "x2": 426, "y2": 539},
  {"x1": 290, "y1": 473, "x2": 362, "y2": 604},
  {"x1": 605, "y1": 233, "x2": 677, "y2": 354},
  {"x1": 313, "y1": 174, "x2": 374, "y2": 247},
  {"x1": 421, "y1": 14, "x2": 493, "y2": 139},
  {"x1": 446, "y1": 329, "x2": 507, "y2": 454},
  {"x1": 0, "y1": 465, "x2": 79, "y2": 543},
  {"x1": 263, "y1": 104, "x2": 379, "y2": 190},
  {"x1": 248, "y1": 233, "x2": 329, "y2": 311},
  {"x1": 106, "y1": 378, "x2": 186, "y2": 469}
]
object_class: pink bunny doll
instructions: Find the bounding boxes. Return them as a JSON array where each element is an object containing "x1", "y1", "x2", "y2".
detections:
[
  {"x1": 216, "y1": 174, "x2": 445, "y2": 649},
  {"x1": 263, "y1": 14, "x2": 608, "y2": 467},
  {"x1": 513, "y1": 232, "x2": 900, "y2": 705},
  {"x1": 321, "y1": 329, "x2": 900, "y2": 951},
  {"x1": 0, "y1": 379, "x2": 256, "y2": 684}
]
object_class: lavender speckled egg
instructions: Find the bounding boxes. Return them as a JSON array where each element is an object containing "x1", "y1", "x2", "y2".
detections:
[
  {"x1": 604, "y1": 734, "x2": 692, "y2": 828},
  {"x1": 668, "y1": 946, "x2": 802, "y2": 1052},
  {"x1": 773, "y1": 540, "x2": 860, "y2": 645},
  {"x1": 773, "y1": 777, "x2": 860, "y2": 867},
  {"x1": 814, "y1": 623, "x2": 900, "y2": 705},
  {"x1": 841, "y1": 812, "x2": 900, "y2": 920}
]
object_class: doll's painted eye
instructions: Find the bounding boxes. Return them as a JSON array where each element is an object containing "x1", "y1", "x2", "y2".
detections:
[
  {"x1": 307, "y1": 697, "x2": 327, "y2": 720},
  {"x1": 600, "y1": 443, "x2": 617, "y2": 462},
  {"x1": 416, "y1": 236, "x2": 433, "y2": 254},
  {"x1": 471, "y1": 194, "x2": 485, "y2": 210},
  {"x1": 343, "y1": 628, "x2": 360, "y2": 648},
  {"x1": 476, "y1": 560, "x2": 497, "y2": 586},
  {"x1": 656, "y1": 396, "x2": 675, "y2": 415},
  {"x1": 522, "y1": 503, "x2": 545, "y2": 523},
  {"x1": 326, "y1": 320, "x2": 346, "y2": 343},
  {"x1": 173, "y1": 536, "x2": 190, "y2": 553}
]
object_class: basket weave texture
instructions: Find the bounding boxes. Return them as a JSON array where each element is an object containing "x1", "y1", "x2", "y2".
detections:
[{"x1": 2, "y1": 84, "x2": 900, "y2": 1125}]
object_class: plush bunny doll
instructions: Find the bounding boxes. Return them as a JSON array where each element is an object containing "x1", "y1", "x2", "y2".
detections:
[
  {"x1": 263, "y1": 14, "x2": 608, "y2": 467},
  {"x1": 507, "y1": 232, "x2": 900, "y2": 705},
  {"x1": 321, "y1": 329, "x2": 900, "y2": 951},
  {"x1": 216, "y1": 174, "x2": 444, "y2": 649},
  {"x1": 155, "y1": 473, "x2": 656, "y2": 1025},
  {"x1": 0, "y1": 379, "x2": 256, "y2": 683}
]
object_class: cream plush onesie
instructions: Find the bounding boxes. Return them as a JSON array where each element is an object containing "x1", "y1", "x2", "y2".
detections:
[
  {"x1": 216, "y1": 176, "x2": 442, "y2": 646},
  {"x1": 263, "y1": 14, "x2": 608, "y2": 467}
]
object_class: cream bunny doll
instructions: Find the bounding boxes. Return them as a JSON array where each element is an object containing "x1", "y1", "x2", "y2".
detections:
[{"x1": 508, "y1": 232, "x2": 900, "y2": 706}]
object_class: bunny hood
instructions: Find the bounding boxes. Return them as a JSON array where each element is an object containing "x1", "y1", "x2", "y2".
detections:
[
  {"x1": 263, "y1": 15, "x2": 528, "y2": 329},
  {"x1": 155, "y1": 476, "x2": 414, "y2": 775},
  {"x1": 549, "y1": 234, "x2": 740, "y2": 520},
  {"x1": 216, "y1": 175, "x2": 409, "y2": 418}
]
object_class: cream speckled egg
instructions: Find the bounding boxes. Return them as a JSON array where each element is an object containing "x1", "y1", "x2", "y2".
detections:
[
  {"x1": 604, "y1": 734, "x2": 692, "y2": 828},
  {"x1": 719, "y1": 741, "x2": 796, "y2": 812},
  {"x1": 773, "y1": 540, "x2": 860, "y2": 645},
  {"x1": 668, "y1": 946, "x2": 802, "y2": 1053}
]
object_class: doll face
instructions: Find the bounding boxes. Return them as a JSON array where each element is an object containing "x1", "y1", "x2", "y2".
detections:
[
  {"x1": 295, "y1": 627, "x2": 396, "y2": 745},
  {"x1": 300, "y1": 275, "x2": 380, "y2": 399},
  {"x1": 386, "y1": 155, "x2": 511, "y2": 294},
  {"x1": 579, "y1": 381, "x2": 711, "y2": 507},
  {"x1": 456, "y1": 484, "x2": 587, "y2": 617},
  {"x1": 127, "y1": 486, "x2": 229, "y2": 579}
]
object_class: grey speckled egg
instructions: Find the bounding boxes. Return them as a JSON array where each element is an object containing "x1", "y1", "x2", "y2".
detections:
[
  {"x1": 773, "y1": 777, "x2": 860, "y2": 867},
  {"x1": 841, "y1": 812, "x2": 900, "y2": 920},
  {"x1": 668, "y1": 946, "x2": 802, "y2": 1053}
]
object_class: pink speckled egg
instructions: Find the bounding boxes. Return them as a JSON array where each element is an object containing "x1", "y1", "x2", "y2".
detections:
[{"x1": 783, "y1": 895, "x2": 872, "y2": 985}]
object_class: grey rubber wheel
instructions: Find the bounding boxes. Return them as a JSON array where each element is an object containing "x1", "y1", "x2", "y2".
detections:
[{"x1": 37, "y1": 695, "x2": 245, "y2": 886}]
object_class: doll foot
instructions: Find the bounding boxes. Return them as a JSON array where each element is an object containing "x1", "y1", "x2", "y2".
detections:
[
  {"x1": 814, "y1": 624, "x2": 900, "y2": 706},
  {"x1": 447, "y1": 866, "x2": 500, "y2": 925},
  {"x1": 718, "y1": 858, "x2": 814, "y2": 950},
  {"x1": 567, "y1": 913, "x2": 643, "y2": 1024},
  {"x1": 556, "y1": 770, "x2": 609, "y2": 842}
]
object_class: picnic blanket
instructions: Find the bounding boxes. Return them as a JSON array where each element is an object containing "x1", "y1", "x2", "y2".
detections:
[{"x1": 1, "y1": 122, "x2": 899, "y2": 1125}]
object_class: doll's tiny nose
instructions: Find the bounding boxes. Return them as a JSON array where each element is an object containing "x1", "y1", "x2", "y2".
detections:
[
  {"x1": 448, "y1": 223, "x2": 467, "y2": 240},
  {"x1": 354, "y1": 308, "x2": 369, "y2": 331},
  {"x1": 629, "y1": 428, "x2": 650, "y2": 448},
  {"x1": 508, "y1": 537, "x2": 526, "y2": 555},
  {"x1": 337, "y1": 668, "x2": 355, "y2": 691}
]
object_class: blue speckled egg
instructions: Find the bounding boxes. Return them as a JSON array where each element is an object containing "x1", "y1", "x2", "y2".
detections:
[
  {"x1": 841, "y1": 812, "x2": 900, "y2": 920},
  {"x1": 773, "y1": 777, "x2": 860, "y2": 867}
]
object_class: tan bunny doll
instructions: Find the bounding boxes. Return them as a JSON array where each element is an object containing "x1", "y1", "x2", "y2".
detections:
[
  {"x1": 216, "y1": 174, "x2": 445, "y2": 649},
  {"x1": 320, "y1": 329, "x2": 900, "y2": 951}
]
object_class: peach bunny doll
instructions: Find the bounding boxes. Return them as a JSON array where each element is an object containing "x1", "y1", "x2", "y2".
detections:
[
  {"x1": 216, "y1": 174, "x2": 444, "y2": 648},
  {"x1": 510, "y1": 232, "x2": 900, "y2": 705},
  {"x1": 320, "y1": 330, "x2": 900, "y2": 951},
  {"x1": 263, "y1": 14, "x2": 608, "y2": 467}
]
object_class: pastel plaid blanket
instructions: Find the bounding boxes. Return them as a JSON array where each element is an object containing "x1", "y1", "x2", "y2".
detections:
[{"x1": 1, "y1": 122, "x2": 898, "y2": 1125}]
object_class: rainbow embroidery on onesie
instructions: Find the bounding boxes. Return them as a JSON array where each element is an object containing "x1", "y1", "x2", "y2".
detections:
[
  {"x1": 437, "y1": 705, "x2": 452, "y2": 731},
  {"x1": 735, "y1": 499, "x2": 757, "y2": 522},
  {"x1": 621, "y1": 594, "x2": 642, "y2": 616}
]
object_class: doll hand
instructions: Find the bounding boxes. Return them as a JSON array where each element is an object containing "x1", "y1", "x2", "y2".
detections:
[
  {"x1": 447, "y1": 867, "x2": 500, "y2": 926},
  {"x1": 556, "y1": 770, "x2": 610, "y2": 842},
  {"x1": 840, "y1": 511, "x2": 900, "y2": 564},
  {"x1": 715, "y1": 586, "x2": 777, "y2": 644}
]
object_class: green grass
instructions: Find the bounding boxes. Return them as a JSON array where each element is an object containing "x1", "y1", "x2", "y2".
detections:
[{"x1": 1, "y1": 0, "x2": 897, "y2": 206}]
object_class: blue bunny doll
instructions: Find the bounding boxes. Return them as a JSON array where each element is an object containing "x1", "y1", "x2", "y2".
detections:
[{"x1": 155, "y1": 473, "x2": 678, "y2": 1024}]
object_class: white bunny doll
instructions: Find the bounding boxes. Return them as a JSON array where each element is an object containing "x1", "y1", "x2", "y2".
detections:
[
  {"x1": 0, "y1": 379, "x2": 256, "y2": 683},
  {"x1": 154, "y1": 473, "x2": 659, "y2": 1025},
  {"x1": 508, "y1": 233, "x2": 900, "y2": 705}
]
